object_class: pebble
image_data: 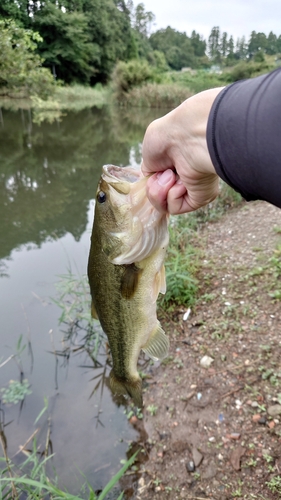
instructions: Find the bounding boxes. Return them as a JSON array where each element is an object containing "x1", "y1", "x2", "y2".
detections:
[
  {"x1": 200, "y1": 355, "x2": 214, "y2": 368},
  {"x1": 186, "y1": 460, "x2": 195, "y2": 472},
  {"x1": 192, "y1": 447, "x2": 204, "y2": 467},
  {"x1": 201, "y1": 463, "x2": 217, "y2": 479},
  {"x1": 267, "y1": 404, "x2": 281, "y2": 417},
  {"x1": 258, "y1": 416, "x2": 267, "y2": 425}
]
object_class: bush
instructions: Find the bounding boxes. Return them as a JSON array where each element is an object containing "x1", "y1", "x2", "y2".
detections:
[
  {"x1": 225, "y1": 59, "x2": 275, "y2": 82},
  {"x1": 111, "y1": 59, "x2": 154, "y2": 101}
]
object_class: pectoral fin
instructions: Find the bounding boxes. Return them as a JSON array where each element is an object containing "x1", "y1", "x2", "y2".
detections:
[
  {"x1": 151, "y1": 264, "x2": 166, "y2": 302},
  {"x1": 142, "y1": 322, "x2": 169, "y2": 361},
  {"x1": 120, "y1": 264, "x2": 142, "y2": 300},
  {"x1": 91, "y1": 301, "x2": 99, "y2": 320}
]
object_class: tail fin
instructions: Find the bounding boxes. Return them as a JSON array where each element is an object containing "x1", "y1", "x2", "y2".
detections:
[{"x1": 110, "y1": 370, "x2": 143, "y2": 408}]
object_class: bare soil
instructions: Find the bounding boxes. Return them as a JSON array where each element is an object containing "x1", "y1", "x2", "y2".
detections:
[{"x1": 127, "y1": 201, "x2": 281, "y2": 500}]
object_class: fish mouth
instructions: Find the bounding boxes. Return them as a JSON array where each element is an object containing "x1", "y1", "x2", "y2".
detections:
[{"x1": 102, "y1": 165, "x2": 143, "y2": 184}]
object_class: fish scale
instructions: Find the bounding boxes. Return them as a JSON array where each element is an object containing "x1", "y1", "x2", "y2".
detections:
[{"x1": 87, "y1": 165, "x2": 170, "y2": 407}]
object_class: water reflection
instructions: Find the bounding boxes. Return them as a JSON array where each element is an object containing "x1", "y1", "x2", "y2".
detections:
[
  {"x1": 0, "y1": 106, "x2": 165, "y2": 264},
  {"x1": 0, "y1": 104, "x2": 168, "y2": 495}
]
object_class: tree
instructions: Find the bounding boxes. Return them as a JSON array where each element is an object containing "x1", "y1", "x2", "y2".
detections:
[
  {"x1": 235, "y1": 36, "x2": 247, "y2": 60},
  {"x1": 220, "y1": 32, "x2": 228, "y2": 58},
  {"x1": 248, "y1": 31, "x2": 267, "y2": 56},
  {"x1": 266, "y1": 31, "x2": 278, "y2": 55},
  {"x1": 81, "y1": 0, "x2": 133, "y2": 82},
  {"x1": 208, "y1": 26, "x2": 221, "y2": 61},
  {"x1": 33, "y1": 2, "x2": 100, "y2": 83},
  {"x1": 150, "y1": 27, "x2": 196, "y2": 70},
  {"x1": 0, "y1": 19, "x2": 55, "y2": 98},
  {"x1": 190, "y1": 30, "x2": 206, "y2": 57}
]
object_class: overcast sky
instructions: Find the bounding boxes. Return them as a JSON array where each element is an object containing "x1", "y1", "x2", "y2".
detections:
[{"x1": 143, "y1": 0, "x2": 281, "y2": 41}]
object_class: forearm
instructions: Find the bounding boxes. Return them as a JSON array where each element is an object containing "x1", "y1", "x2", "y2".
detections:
[{"x1": 207, "y1": 67, "x2": 281, "y2": 208}]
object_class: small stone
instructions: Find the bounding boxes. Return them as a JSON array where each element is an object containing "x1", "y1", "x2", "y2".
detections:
[
  {"x1": 201, "y1": 463, "x2": 217, "y2": 479},
  {"x1": 251, "y1": 401, "x2": 259, "y2": 408},
  {"x1": 218, "y1": 453, "x2": 224, "y2": 461},
  {"x1": 258, "y1": 416, "x2": 267, "y2": 425},
  {"x1": 230, "y1": 445, "x2": 246, "y2": 471},
  {"x1": 268, "y1": 405, "x2": 281, "y2": 417},
  {"x1": 252, "y1": 413, "x2": 262, "y2": 423},
  {"x1": 200, "y1": 355, "x2": 214, "y2": 368},
  {"x1": 158, "y1": 431, "x2": 171, "y2": 440},
  {"x1": 192, "y1": 447, "x2": 204, "y2": 467},
  {"x1": 268, "y1": 421, "x2": 275, "y2": 429},
  {"x1": 227, "y1": 433, "x2": 241, "y2": 440},
  {"x1": 186, "y1": 460, "x2": 195, "y2": 472}
]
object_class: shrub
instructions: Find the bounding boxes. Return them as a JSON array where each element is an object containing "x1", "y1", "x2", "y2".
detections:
[{"x1": 111, "y1": 59, "x2": 154, "y2": 101}]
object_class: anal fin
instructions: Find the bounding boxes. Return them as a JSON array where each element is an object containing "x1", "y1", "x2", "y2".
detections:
[{"x1": 142, "y1": 322, "x2": 169, "y2": 361}]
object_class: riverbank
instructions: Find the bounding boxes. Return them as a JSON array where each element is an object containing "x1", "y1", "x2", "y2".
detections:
[{"x1": 133, "y1": 200, "x2": 281, "y2": 500}]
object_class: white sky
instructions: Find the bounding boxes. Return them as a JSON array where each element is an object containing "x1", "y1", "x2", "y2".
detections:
[{"x1": 143, "y1": 0, "x2": 281, "y2": 41}]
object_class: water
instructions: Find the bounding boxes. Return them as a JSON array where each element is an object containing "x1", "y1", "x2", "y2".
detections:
[{"x1": 0, "y1": 104, "x2": 167, "y2": 493}]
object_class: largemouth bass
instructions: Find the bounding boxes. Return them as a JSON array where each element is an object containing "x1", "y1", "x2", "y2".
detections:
[{"x1": 87, "y1": 165, "x2": 170, "y2": 407}]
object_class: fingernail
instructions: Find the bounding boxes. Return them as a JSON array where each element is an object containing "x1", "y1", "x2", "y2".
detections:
[{"x1": 157, "y1": 169, "x2": 173, "y2": 186}]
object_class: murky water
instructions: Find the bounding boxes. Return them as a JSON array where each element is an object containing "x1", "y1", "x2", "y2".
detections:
[{"x1": 0, "y1": 104, "x2": 167, "y2": 493}]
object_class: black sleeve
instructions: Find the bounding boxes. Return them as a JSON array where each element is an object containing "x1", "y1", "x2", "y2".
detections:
[{"x1": 206, "y1": 67, "x2": 281, "y2": 208}]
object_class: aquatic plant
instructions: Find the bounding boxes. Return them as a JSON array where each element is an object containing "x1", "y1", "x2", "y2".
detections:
[{"x1": 1, "y1": 379, "x2": 32, "y2": 404}]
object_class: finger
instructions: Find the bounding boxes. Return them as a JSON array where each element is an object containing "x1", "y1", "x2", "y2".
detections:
[
  {"x1": 166, "y1": 182, "x2": 196, "y2": 215},
  {"x1": 146, "y1": 169, "x2": 177, "y2": 213}
]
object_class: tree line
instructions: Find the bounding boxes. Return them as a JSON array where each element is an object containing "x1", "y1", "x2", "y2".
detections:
[{"x1": 0, "y1": 0, "x2": 281, "y2": 88}]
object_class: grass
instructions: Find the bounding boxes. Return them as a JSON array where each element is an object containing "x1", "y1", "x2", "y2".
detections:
[
  {"x1": 0, "y1": 83, "x2": 109, "y2": 118},
  {"x1": 52, "y1": 271, "x2": 106, "y2": 362},
  {"x1": 158, "y1": 182, "x2": 243, "y2": 311},
  {"x1": 0, "y1": 431, "x2": 138, "y2": 500},
  {"x1": 118, "y1": 82, "x2": 193, "y2": 108}
]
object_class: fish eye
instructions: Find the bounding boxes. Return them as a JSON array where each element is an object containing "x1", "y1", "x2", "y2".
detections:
[{"x1": 97, "y1": 191, "x2": 106, "y2": 203}]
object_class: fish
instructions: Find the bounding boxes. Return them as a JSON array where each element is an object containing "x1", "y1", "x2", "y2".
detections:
[{"x1": 87, "y1": 164, "x2": 170, "y2": 407}]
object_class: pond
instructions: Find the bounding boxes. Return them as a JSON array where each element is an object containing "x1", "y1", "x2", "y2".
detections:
[{"x1": 0, "y1": 104, "x2": 168, "y2": 496}]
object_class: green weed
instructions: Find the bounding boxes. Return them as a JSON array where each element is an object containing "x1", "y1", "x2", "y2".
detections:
[
  {"x1": 1, "y1": 379, "x2": 31, "y2": 404},
  {"x1": 146, "y1": 404, "x2": 158, "y2": 416},
  {"x1": 266, "y1": 475, "x2": 281, "y2": 495}
]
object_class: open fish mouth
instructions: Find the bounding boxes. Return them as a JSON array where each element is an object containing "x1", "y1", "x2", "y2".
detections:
[{"x1": 102, "y1": 165, "x2": 143, "y2": 184}]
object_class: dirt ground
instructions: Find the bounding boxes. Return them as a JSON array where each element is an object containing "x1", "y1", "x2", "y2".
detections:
[{"x1": 125, "y1": 201, "x2": 281, "y2": 500}]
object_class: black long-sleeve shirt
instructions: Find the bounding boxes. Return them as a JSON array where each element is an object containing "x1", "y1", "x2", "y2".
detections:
[{"x1": 206, "y1": 67, "x2": 281, "y2": 208}]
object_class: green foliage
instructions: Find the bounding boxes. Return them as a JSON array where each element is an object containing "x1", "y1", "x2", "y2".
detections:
[
  {"x1": 169, "y1": 69, "x2": 227, "y2": 94},
  {"x1": 266, "y1": 475, "x2": 281, "y2": 495},
  {"x1": 150, "y1": 27, "x2": 198, "y2": 70},
  {"x1": 34, "y1": 2, "x2": 98, "y2": 84},
  {"x1": 112, "y1": 59, "x2": 153, "y2": 100},
  {"x1": 0, "y1": 438, "x2": 138, "y2": 499},
  {"x1": 225, "y1": 59, "x2": 276, "y2": 82},
  {"x1": 159, "y1": 216, "x2": 199, "y2": 309},
  {"x1": 1, "y1": 379, "x2": 32, "y2": 404},
  {"x1": 0, "y1": 19, "x2": 55, "y2": 98}
]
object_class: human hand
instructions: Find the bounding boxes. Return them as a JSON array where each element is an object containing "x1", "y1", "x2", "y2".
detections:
[{"x1": 141, "y1": 87, "x2": 224, "y2": 214}]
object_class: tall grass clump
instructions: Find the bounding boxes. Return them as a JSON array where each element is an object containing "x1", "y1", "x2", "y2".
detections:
[
  {"x1": 54, "y1": 83, "x2": 109, "y2": 110},
  {"x1": 112, "y1": 59, "x2": 154, "y2": 104},
  {"x1": 120, "y1": 83, "x2": 192, "y2": 108},
  {"x1": 159, "y1": 215, "x2": 200, "y2": 310}
]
